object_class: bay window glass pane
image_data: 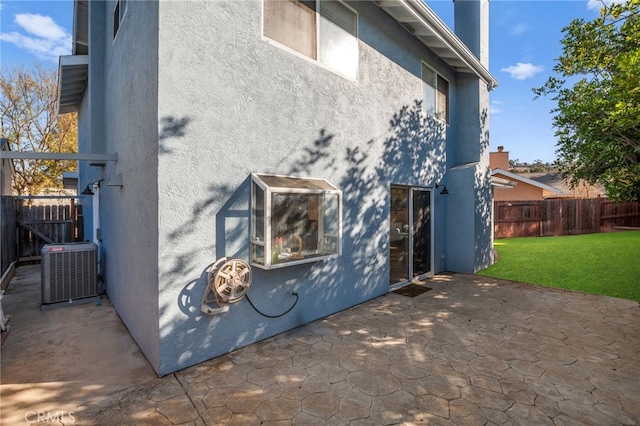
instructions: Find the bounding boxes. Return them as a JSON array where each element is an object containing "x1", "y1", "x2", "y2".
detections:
[
  {"x1": 264, "y1": 0, "x2": 317, "y2": 59},
  {"x1": 322, "y1": 193, "x2": 339, "y2": 254},
  {"x1": 271, "y1": 194, "x2": 312, "y2": 258},
  {"x1": 252, "y1": 184, "x2": 264, "y2": 242},
  {"x1": 323, "y1": 193, "x2": 339, "y2": 235}
]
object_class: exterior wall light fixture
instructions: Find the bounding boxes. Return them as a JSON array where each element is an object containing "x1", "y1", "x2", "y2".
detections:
[
  {"x1": 435, "y1": 182, "x2": 449, "y2": 195},
  {"x1": 81, "y1": 179, "x2": 103, "y2": 195}
]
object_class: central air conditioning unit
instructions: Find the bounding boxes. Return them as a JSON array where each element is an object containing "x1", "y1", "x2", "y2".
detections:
[{"x1": 41, "y1": 242, "x2": 99, "y2": 309}]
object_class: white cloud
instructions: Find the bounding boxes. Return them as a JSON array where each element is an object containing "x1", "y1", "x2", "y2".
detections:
[
  {"x1": 0, "y1": 13, "x2": 71, "y2": 62},
  {"x1": 501, "y1": 62, "x2": 544, "y2": 80},
  {"x1": 587, "y1": 0, "x2": 627, "y2": 10},
  {"x1": 15, "y1": 13, "x2": 68, "y2": 40},
  {"x1": 510, "y1": 23, "x2": 529, "y2": 36},
  {"x1": 489, "y1": 101, "x2": 502, "y2": 115}
]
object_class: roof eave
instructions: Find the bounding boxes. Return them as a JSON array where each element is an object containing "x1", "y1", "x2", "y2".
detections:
[
  {"x1": 491, "y1": 176, "x2": 517, "y2": 188},
  {"x1": 73, "y1": 0, "x2": 89, "y2": 55},
  {"x1": 374, "y1": 0, "x2": 499, "y2": 89},
  {"x1": 491, "y1": 169, "x2": 563, "y2": 194},
  {"x1": 57, "y1": 55, "x2": 89, "y2": 115}
]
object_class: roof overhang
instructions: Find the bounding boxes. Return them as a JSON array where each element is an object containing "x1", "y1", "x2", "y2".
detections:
[
  {"x1": 57, "y1": 54, "x2": 89, "y2": 114},
  {"x1": 73, "y1": 0, "x2": 89, "y2": 55},
  {"x1": 491, "y1": 175, "x2": 516, "y2": 189},
  {"x1": 374, "y1": 0, "x2": 499, "y2": 89},
  {"x1": 56, "y1": 0, "x2": 89, "y2": 115},
  {"x1": 492, "y1": 169, "x2": 563, "y2": 194}
]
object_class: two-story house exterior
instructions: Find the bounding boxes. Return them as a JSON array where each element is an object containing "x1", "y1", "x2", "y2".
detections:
[{"x1": 58, "y1": 0, "x2": 498, "y2": 376}]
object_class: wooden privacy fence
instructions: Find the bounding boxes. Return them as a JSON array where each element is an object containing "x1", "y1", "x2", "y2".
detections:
[
  {"x1": 1, "y1": 196, "x2": 18, "y2": 277},
  {"x1": 16, "y1": 198, "x2": 84, "y2": 260},
  {"x1": 495, "y1": 198, "x2": 640, "y2": 238}
]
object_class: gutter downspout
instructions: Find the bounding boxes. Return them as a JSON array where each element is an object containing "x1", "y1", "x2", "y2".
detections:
[{"x1": 90, "y1": 182, "x2": 102, "y2": 281}]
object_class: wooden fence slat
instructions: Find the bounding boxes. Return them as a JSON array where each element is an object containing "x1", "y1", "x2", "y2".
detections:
[
  {"x1": 0, "y1": 196, "x2": 18, "y2": 276},
  {"x1": 495, "y1": 198, "x2": 640, "y2": 238},
  {"x1": 15, "y1": 198, "x2": 84, "y2": 259},
  {"x1": 18, "y1": 222, "x2": 55, "y2": 244}
]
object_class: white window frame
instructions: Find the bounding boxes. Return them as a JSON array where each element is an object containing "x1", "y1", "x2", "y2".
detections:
[
  {"x1": 251, "y1": 173, "x2": 342, "y2": 270},
  {"x1": 262, "y1": 0, "x2": 358, "y2": 80},
  {"x1": 422, "y1": 63, "x2": 450, "y2": 124}
]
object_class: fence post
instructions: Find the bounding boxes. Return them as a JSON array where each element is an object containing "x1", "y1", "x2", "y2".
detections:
[{"x1": 596, "y1": 196, "x2": 602, "y2": 233}]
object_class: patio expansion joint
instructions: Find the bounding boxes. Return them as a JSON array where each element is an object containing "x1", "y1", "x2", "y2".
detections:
[{"x1": 173, "y1": 371, "x2": 206, "y2": 425}]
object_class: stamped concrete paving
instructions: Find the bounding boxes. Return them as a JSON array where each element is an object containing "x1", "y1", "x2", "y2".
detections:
[{"x1": 3, "y1": 270, "x2": 640, "y2": 425}]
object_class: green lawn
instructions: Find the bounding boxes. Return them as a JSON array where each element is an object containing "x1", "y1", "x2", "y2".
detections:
[{"x1": 477, "y1": 231, "x2": 640, "y2": 302}]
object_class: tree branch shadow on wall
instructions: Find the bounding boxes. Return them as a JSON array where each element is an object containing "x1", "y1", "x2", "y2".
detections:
[
  {"x1": 160, "y1": 99, "x2": 451, "y2": 371},
  {"x1": 475, "y1": 107, "x2": 493, "y2": 269},
  {"x1": 159, "y1": 116, "x2": 192, "y2": 154}
]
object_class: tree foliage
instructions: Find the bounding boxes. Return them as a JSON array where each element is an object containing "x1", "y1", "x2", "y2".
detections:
[
  {"x1": 0, "y1": 66, "x2": 77, "y2": 196},
  {"x1": 534, "y1": 0, "x2": 640, "y2": 201}
]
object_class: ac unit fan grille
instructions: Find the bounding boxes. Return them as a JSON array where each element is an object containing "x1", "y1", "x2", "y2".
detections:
[{"x1": 41, "y1": 243, "x2": 98, "y2": 305}]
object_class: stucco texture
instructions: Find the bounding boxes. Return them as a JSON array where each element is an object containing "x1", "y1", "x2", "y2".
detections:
[
  {"x1": 79, "y1": 0, "x2": 162, "y2": 369},
  {"x1": 153, "y1": 0, "x2": 454, "y2": 375}
]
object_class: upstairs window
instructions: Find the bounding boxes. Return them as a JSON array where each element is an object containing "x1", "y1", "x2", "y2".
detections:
[
  {"x1": 422, "y1": 63, "x2": 449, "y2": 123},
  {"x1": 263, "y1": 0, "x2": 358, "y2": 80},
  {"x1": 251, "y1": 173, "x2": 342, "y2": 270}
]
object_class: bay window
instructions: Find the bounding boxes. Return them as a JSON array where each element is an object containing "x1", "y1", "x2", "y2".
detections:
[{"x1": 251, "y1": 173, "x2": 342, "y2": 269}]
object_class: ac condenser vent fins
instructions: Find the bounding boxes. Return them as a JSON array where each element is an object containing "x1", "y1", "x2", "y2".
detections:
[{"x1": 41, "y1": 242, "x2": 99, "y2": 310}]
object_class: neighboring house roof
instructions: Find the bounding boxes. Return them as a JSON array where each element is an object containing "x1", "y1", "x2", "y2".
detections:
[
  {"x1": 491, "y1": 168, "x2": 563, "y2": 194},
  {"x1": 528, "y1": 172, "x2": 606, "y2": 198},
  {"x1": 528, "y1": 172, "x2": 572, "y2": 195}
]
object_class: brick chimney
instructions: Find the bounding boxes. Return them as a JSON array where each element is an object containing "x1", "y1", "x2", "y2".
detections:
[{"x1": 490, "y1": 146, "x2": 509, "y2": 170}]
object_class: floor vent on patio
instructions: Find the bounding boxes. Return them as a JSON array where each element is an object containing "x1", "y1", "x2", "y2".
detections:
[{"x1": 393, "y1": 284, "x2": 432, "y2": 298}]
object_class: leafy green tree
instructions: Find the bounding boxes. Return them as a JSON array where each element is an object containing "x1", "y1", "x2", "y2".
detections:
[
  {"x1": 534, "y1": 0, "x2": 640, "y2": 201},
  {"x1": 0, "y1": 66, "x2": 77, "y2": 196}
]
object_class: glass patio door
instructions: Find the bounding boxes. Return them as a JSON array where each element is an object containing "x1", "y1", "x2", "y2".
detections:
[{"x1": 389, "y1": 186, "x2": 432, "y2": 286}]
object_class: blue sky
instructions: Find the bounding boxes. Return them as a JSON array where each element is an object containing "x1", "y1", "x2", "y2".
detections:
[{"x1": 0, "y1": 0, "x2": 613, "y2": 163}]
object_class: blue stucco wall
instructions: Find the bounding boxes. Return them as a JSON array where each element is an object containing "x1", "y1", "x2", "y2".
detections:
[
  {"x1": 79, "y1": 0, "x2": 162, "y2": 369},
  {"x1": 154, "y1": 0, "x2": 458, "y2": 375},
  {"x1": 78, "y1": 0, "x2": 493, "y2": 375}
]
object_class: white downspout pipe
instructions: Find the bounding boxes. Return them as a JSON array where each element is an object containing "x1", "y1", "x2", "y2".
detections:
[{"x1": 91, "y1": 182, "x2": 102, "y2": 270}]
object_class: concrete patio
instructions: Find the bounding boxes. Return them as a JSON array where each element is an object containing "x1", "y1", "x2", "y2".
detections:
[{"x1": 1, "y1": 265, "x2": 639, "y2": 425}]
